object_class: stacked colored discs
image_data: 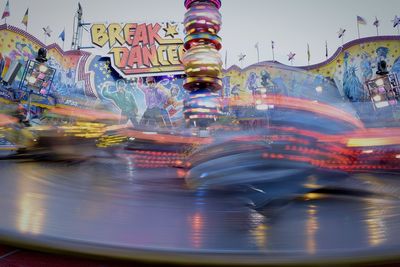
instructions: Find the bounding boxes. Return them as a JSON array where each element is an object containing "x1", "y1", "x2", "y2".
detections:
[
  {"x1": 184, "y1": 90, "x2": 221, "y2": 123},
  {"x1": 184, "y1": 0, "x2": 221, "y2": 9},
  {"x1": 184, "y1": 2, "x2": 222, "y2": 36},
  {"x1": 184, "y1": 33, "x2": 222, "y2": 51},
  {"x1": 183, "y1": 0, "x2": 222, "y2": 93},
  {"x1": 182, "y1": 44, "x2": 223, "y2": 92}
]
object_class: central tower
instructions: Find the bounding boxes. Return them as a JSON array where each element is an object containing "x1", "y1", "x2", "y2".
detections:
[{"x1": 182, "y1": 0, "x2": 223, "y2": 128}]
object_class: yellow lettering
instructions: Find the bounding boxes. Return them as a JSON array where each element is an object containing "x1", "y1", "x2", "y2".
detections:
[
  {"x1": 107, "y1": 23, "x2": 125, "y2": 47},
  {"x1": 167, "y1": 45, "x2": 181, "y2": 65},
  {"x1": 157, "y1": 46, "x2": 170, "y2": 66},
  {"x1": 109, "y1": 47, "x2": 129, "y2": 68},
  {"x1": 91, "y1": 24, "x2": 108, "y2": 47}
]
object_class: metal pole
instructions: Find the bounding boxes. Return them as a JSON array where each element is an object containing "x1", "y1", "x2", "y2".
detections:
[
  {"x1": 272, "y1": 45, "x2": 275, "y2": 61},
  {"x1": 26, "y1": 90, "x2": 32, "y2": 121}
]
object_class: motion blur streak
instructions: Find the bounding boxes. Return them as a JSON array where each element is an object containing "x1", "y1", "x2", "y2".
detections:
[
  {"x1": 0, "y1": 113, "x2": 17, "y2": 126},
  {"x1": 118, "y1": 128, "x2": 212, "y2": 145},
  {"x1": 229, "y1": 94, "x2": 365, "y2": 129}
]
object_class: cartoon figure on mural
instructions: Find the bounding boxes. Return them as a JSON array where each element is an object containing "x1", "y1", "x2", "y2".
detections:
[
  {"x1": 376, "y1": 47, "x2": 389, "y2": 62},
  {"x1": 139, "y1": 77, "x2": 171, "y2": 127},
  {"x1": 260, "y1": 70, "x2": 273, "y2": 89},
  {"x1": 8, "y1": 42, "x2": 36, "y2": 81},
  {"x1": 166, "y1": 84, "x2": 184, "y2": 125},
  {"x1": 231, "y1": 84, "x2": 240, "y2": 98},
  {"x1": 102, "y1": 79, "x2": 139, "y2": 125},
  {"x1": 343, "y1": 52, "x2": 365, "y2": 102},
  {"x1": 9, "y1": 42, "x2": 36, "y2": 63},
  {"x1": 360, "y1": 52, "x2": 373, "y2": 82},
  {"x1": 246, "y1": 72, "x2": 259, "y2": 95},
  {"x1": 46, "y1": 57, "x2": 81, "y2": 96}
]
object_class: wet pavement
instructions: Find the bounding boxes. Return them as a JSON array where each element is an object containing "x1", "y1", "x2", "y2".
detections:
[{"x1": 0, "y1": 155, "x2": 400, "y2": 265}]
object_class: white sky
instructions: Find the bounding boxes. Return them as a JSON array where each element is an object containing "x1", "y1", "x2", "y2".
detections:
[{"x1": 2, "y1": 0, "x2": 400, "y2": 67}]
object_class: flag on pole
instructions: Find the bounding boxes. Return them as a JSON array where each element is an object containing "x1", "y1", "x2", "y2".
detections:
[
  {"x1": 2, "y1": 0, "x2": 10, "y2": 20},
  {"x1": 21, "y1": 8, "x2": 29, "y2": 27},
  {"x1": 288, "y1": 52, "x2": 296, "y2": 61},
  {"x1": 43, "y1": 26, "x2": 52, "y2": 37},
  {"x1": 373, "y1": 17, "x2": 380, "y2": 36},
  {"x1": 338, "y1": 28, "x2": 346, "y2": 38},
  {"x1": 356, "y1": 16, "x2": 366, "y2": 39},
  {"x1": 373, "y1": 17, "x2": 380, "y2": 27},
  {"x1": 238, "y1": 53, "x2": 246, "y2": 68},
  {"x1": 357, "y1": 16, "x2": 367, "y2": 25},
  {"x1": 393, "y1": 15, "x2": 400, "y2": 28},
  {"x1": 325, "y1": 41, "x2": 328, "y2": 58},
  {"x1": 59, "y1": 29, "x2": 65, "y2": 42},
  {"x1": 307, "y1": 43, "x2": 310, "y2": 64}
]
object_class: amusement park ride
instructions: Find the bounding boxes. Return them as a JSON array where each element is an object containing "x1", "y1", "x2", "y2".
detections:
[{"x1": 1, "y1": 0, "x2": 400, "y2": 266}]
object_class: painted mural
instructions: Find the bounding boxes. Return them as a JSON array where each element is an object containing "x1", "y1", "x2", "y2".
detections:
[
  {"x1": 0, "y1": 24, "x2": 85, "y2": 108},
  {"x1": 1, "y1": 24, "x2": 400, "y2": 127},
  {"x1": 303, "y1": 36, "x2": 400, "y2": 101}
]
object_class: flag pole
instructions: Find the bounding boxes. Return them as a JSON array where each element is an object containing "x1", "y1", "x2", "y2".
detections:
[
  {"x1": 63, "y1": 28, "x2": 65, "y2": 50},
  {"x1": 374, "y1": 17, "x2": 379, "y2": 36},
  {"x1": 357, "y1": 22, "x2": 360, "y2": 39},
  {"x1": 271, "y1": 41, "x2": 275, "y2": 61},
  {"x1": 272, "y1": 48, "x2": 275, "y2": 61},
  {"x1": 325, "y1": 41, "x2": 328, "y2": 59},
  {"x1": 256, "y1": 45, "x2": 260, "y2": 63},
  {"x1": 24, "y1": 8, "x2": 29, "y2": 32}
]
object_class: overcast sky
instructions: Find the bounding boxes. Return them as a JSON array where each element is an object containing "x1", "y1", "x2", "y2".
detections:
[{"x1": 2, "y1": 0, "x2": 400, "y2": 67}]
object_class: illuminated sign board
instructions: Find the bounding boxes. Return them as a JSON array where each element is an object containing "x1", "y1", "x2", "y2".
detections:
[
  {"x1": 90, "y1": 22, "x2": 185, "y2": 78},
  {"x1": 19, "y1": 60, "x2": 56, "y2": 97},
  {"x1": 367, "y1": 74, "x2": 398, "y2": 109}
]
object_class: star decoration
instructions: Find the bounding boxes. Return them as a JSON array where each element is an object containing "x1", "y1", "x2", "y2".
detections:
[{"x1": 163, "y1": 23, "x2": 179, "y2": 38}]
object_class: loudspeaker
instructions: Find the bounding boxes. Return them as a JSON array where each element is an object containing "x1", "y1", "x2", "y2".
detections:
[
  {"x1": 3, "y1": 60, "x2": 22, "y2": 84},
  {"x1": 36, "y1": 47, "x2": 48, "y2": 63}
]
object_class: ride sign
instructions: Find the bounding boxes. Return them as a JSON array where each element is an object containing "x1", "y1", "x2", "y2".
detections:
[{"x1": 90, "y1": 22, "x2": 185, "y2": 78}]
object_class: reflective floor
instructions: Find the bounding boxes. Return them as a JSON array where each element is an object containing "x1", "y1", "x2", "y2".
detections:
[{"x1": 1, "y1": 153, "x2": 400, "y2": 265}]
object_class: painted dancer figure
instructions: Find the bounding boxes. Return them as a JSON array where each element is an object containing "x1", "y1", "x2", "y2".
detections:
[
  {"x1": 139, "y1": 77, "x2": 170, "y2": 127},
  {"x1": 102, "y1": 79, "x2": 139, "y2": 126}
]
